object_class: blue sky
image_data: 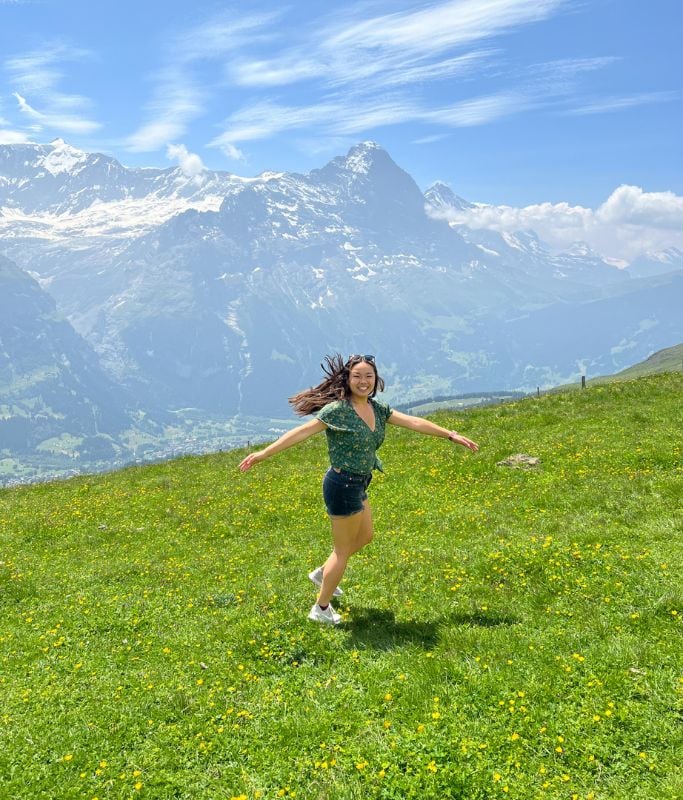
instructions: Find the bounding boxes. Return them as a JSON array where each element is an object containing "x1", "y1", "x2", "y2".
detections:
[{"x1": 0, "y1": 0, "x2": 681, "y2": 213}]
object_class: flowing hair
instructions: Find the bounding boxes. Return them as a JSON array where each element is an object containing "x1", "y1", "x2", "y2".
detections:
[{"x1": 289, "y1": 354, "x2": 385, "y2": 416}]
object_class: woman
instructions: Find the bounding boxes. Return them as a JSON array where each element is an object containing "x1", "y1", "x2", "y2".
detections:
[{"x1": 239, "y1": 354, "x2": 479, "y2": 625}]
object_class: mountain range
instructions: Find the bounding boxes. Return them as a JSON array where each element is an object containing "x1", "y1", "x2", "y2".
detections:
[{"x1": 1, "y1": 138, "x2": 681, "y2": 482}]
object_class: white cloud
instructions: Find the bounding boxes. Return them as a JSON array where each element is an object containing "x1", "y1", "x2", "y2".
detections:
[
  {"x1": 213, "y1": 89, "x2": 535, "y2": 148},
  {"x1": 325, "y1": 0, "x2": 567, "y2": 57},
  {"x1": 212, "y1": 100, "x2": 342, "y2": 146},
  {"x1": 428, "y1": 185, "x2": 683, "y2": 262},
  {"x1": 216, "y1": 0, "x2": 547, "y2": 95},
  {"x1": 213, "y1": 94, "x2": 464, "y2": 150},
  {"x1": 218, "y1": 142, "x2": 245, "y2": 162},
  {"x1": 379, "y1": 49, "x2": 499, "y2": 88},
  {"x1": 5, "y1": 44, "x2": 101, "y2": 137},
  {"x1": 166, "y1": 143, "x2": 206, "y2": 177},
  {"x1": 209, "y1": 0, "x2": 589, "y2": 149},
  {"x1": 0, "y1": 129, "x2": 31, "y2": 143},
  {"x1": 174, "y1": 11, "x2": 281, "y2": 62},
  {"x1": 6, "y1": 44, "x2": 90, "y2": 88},
  {"x1": 413, "y1": 132, "x2": 452, "y2": 145},
  {"x1": 523, "y1": 56, "x2": 620, "y2": 85},
  {"x1": 126, "y1": 73, "x2": 205, "y2": 152},
  {"x1": 13, "y1": 92, "x2": 100, "y2": 134},
  {"x1": 230, "y1": 56, "x2": 323, "y2": 88},
  {"x1": 567, "y1": 91, "x2": 679, "y2": 115},
  {"x1": 131, "y1": 0, "x2": 667, "y2": 160},
  {"x1": 126, "y1": 121, "x2": 182, "y2": 152},
  {"x1": 427, "y1": 91, "x2": 533, "y2": 126},
  {"x1": 333, "y1": 98, "x2": 423, "y2": 135},
  {"x1": 126, "y1": 11, "x2": 279, "y2": 152},
  {"x1": 597, "y1": 185, "x2": 683, "y2": 230}
]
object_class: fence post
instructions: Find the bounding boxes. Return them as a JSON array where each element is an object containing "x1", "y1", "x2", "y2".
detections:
[
  {"x1": 537, "y1": 386, "x2": 540, "y2": 398},
  {"x1": 581, "y1": 375, "x2": 586, "y2": 389}
]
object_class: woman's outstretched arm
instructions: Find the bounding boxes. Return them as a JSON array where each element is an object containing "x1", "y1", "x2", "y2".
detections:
[
  {"x1": 387, "y1": 410, "x2": 479, "y2": 452},
  {"x1": 239, "y1": 418, "x2": 327, "y2": 471}
]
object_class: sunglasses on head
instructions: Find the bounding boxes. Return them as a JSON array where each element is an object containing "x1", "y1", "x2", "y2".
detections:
[{"x1": 348, "y1": 354, "x2": 375, "y2": 364}]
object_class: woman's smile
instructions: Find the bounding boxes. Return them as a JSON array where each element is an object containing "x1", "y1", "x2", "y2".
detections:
[{"x1": 349, "y1": 363, "x2": 376, "y2": 398}]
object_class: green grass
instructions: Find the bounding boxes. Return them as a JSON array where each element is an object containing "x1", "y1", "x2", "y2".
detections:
[{"x1": 1, "y1": 373, "x2": 682, "y2": 799}]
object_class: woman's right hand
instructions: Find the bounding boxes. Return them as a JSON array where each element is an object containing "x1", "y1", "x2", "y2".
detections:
[{"x1": 239, "y1": 451, "x2": 266, "y2": 472}]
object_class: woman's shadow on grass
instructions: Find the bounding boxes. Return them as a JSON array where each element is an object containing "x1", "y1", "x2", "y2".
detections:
[{"x1": 343, "y1": 606, "x2": 520, "y2": 651}]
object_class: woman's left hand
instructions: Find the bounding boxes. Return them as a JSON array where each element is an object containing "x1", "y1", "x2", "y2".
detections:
[
  {"x1": 448, "y1": 431, "x2": 479, "y2": 452},
  {"x1": 239, "y1": 451, "x2": 266, "y2": 471}
]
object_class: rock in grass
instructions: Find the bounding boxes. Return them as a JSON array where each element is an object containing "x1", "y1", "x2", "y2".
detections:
[{"x1": 496, "y1": 453, "x2": 541, "y2": 469}]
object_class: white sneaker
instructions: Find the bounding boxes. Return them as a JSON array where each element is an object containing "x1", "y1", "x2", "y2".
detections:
[
  {"x1": 308, "y1": 566, "x2": 343, "y2": 597},
  {"x1": 308, "y1": 603, "x2": 341, "y2": 625}
]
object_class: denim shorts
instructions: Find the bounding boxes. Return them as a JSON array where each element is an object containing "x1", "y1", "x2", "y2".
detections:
[{"x1": 322, "y1": 467, "x2": 372, "y2": 517}]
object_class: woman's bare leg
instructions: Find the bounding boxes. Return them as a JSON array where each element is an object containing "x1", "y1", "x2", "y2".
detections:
[{"x1": 317, "y1": 502, "x2": 374, "y2": 607}]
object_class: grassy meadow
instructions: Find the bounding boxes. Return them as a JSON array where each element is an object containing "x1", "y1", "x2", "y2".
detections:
[{"x1": 1, "y1": 373, "x2": 682, "y2": 799}]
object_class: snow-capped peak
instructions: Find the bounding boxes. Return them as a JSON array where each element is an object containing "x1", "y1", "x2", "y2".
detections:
[
  {"x1": 424, "y1": 182, "x2": 472, "y2": 212},
  {"x1": 344, "y1": 141, "x2": 384, "y2": 174},
  {"x1": 40, "y1": 139, "x2": 88, "y2": 176}
]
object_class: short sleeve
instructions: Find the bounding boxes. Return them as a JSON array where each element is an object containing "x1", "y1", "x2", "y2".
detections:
[
  {"x1": 315, "y1": 401, "x2": 348, "y2": 431},
  {"x1": 373, "y1": 398, "x2": 392, "y2": 422}
]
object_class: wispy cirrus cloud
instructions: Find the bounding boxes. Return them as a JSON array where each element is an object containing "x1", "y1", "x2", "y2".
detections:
[
  {"x1": 210, "y1": 89, "x2": 535, "y2": 152},
  {"x1": 211, "y1": 100, "x2": 345, "y2": 147},
  {"x1": 127, "y1": 0, "x2": 573, "y2": 158},
  {"x1": 426, "y1": 91, "x2": 535, "y2": 126},
  {"x1": 222, "y1": 0, "x2": 534, "y2": 93},
  {"x1": 323, "y1": 0, "x2": 565, "y2": 57},
  {"x1": 230, "y1": 55, "x2": 323, "y2": 89},
  {"x1": 173, "y1": 11, "x2": 281, "y2": 62},
  {"x1": 125, "y1": 70, "x2": 206, "y2": 152},
  {"x1": 125, "y1": 11, "x2": 280, "y2": 153},
  {"x1": 5, "y1": 43, "x2": 101, "y2": 135},
  {"x1": 209, "y1": 0, "x2": 633, "y2": 153},
  {"x1": 567, "y1": 90, "x2": 679, "y2": 115},
  {"x1": 128, "y1": 0, "x2": 677, "y2": 161},
  {"x1": 12, "y1": 92, "x2": 100, "y2": 134}
]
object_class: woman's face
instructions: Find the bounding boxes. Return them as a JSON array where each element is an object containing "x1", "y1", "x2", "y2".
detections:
[{"x1": 348, "y1": 361, "x2": 376, "y2": 400}]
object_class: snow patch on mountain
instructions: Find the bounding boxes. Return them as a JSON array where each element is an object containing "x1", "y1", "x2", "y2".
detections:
[
  {"x1": 476, "y1": 243, "x2": 500, "y2": 257},
  {"x1": 0, "y1": 194, "x2": 226, "y2": 243}
]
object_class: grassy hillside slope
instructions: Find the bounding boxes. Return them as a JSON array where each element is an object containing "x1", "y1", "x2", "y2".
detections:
[
  {"x1": 552, "y1": 342, "x2": 683, "y2": 394},
  {"x1": 1, "y1": 373, "x2": 682, "y2": 799},
  {"x1": 600, "y1": 342, "x2": 683, "y2": 381}
]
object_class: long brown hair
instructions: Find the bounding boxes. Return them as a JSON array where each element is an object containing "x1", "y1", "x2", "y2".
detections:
[{"x1": 289, "y1": 354, "x2": 385, "y2": 416}]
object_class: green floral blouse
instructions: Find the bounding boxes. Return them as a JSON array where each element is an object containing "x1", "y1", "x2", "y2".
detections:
[{"x1": 316, "y1": 398, "x2": 393, "y2": 474}]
